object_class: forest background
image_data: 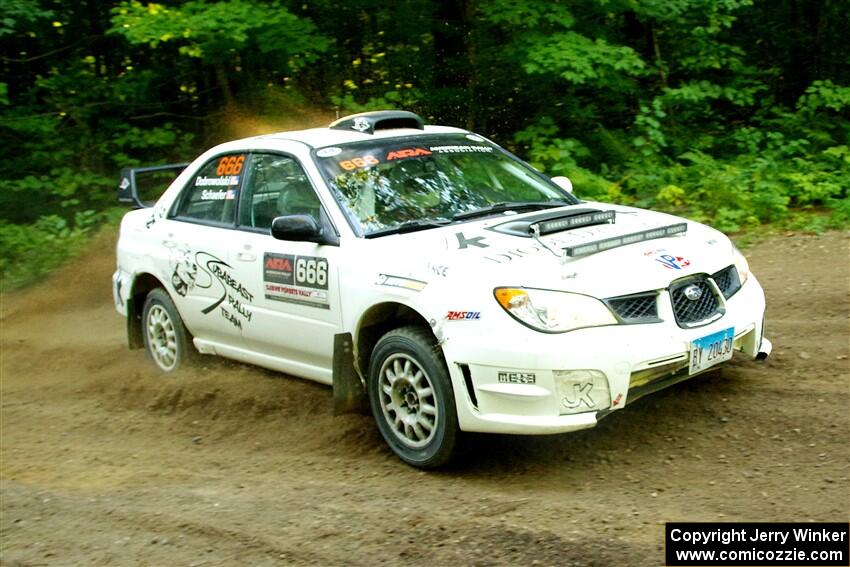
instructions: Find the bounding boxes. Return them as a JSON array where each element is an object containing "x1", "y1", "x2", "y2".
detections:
[{"x1": 1, "y1": 0, "x2": 848, "y2": 288}]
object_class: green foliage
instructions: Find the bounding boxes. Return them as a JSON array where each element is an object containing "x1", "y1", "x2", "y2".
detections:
[
  {"x1": 1, "y1": 0, "x2": 849, "y2": 288},
  {"x1": 111, "y1": 0, "x2": 329, "y2": 68},
  {"x1": 0, "y1": 211, "x2": 100, "y2": 290}
]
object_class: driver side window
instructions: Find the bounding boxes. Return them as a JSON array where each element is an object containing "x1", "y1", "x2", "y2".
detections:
[{"x1": 238, "y1": 153, "x2": 322, "y2": 230}]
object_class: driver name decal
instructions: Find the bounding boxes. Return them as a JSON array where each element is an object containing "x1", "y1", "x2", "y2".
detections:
[{"x1": 264, "y1": 253, "x2": 330, "y2": 309}]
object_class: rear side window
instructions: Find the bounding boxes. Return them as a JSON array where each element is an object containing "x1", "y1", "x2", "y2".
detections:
[{"x1": 174, "y1": 154, "x2": 246, "y2": 224}]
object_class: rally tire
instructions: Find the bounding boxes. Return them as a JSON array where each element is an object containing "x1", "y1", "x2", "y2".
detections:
[
  {"x1": 141, "y1": 288, "x2": 194, "y2": 373},
  {"x1": 367, "y1": 326, "x2": 459, "y2": 468}
]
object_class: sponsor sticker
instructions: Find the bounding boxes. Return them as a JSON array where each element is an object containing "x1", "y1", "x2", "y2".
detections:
[
  {"x1": 316, "y1": 147, "x2": 342, "y2": 158},
  {"x1": 386, "y1": 147, "x2": 432, "y2": 160},
  {"x1": 497, "y1": 372, "x2": 536, "y2": 384},
  {"x1": 195, "y1": 175, "x2": 240, "y2": 187},
  {"x1": 376, "y1": 274, "x2": 427, "y2": 291},
  {"x1": 655, "y1": 253, "x2": 691, "y2": 270},
  {"x1": 351, "y1": 117, "x2": 370, "y2": 132},
  {"x1": 168, "y1": 248, "x2": 254, "y2": 329},
  {"x1": 445, "y1": 311, "x2": 481, "y2": 320},
  {"x1": 263, "y1": 253, "x2": 330, "y2": 309},
  {"x1": 429, "y1": 144, "x2": 493, "y2": 154}
]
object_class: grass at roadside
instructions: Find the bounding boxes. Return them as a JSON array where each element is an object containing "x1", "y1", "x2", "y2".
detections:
[{"x1": 0, "y1": 209, "x2": 124, "y2": 293}]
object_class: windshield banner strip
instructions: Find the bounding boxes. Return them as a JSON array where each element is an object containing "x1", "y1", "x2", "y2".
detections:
[
  {"x1": 536, "y1": 210, "x2": 615, "y2": 235},
  {"x1": 563, "y1": 223, "x2": 688, "y2": 257}
]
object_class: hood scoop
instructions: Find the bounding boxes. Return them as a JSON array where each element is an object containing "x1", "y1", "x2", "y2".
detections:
[{"x1": 488, "y1": 208, "x2": 615, "y2": 238}]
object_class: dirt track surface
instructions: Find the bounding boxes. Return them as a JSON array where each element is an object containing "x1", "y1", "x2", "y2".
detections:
[{"x1": 1, "y1": 231, "x2": 848, "y2": 566}]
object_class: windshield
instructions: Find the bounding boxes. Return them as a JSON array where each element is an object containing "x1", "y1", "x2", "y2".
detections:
[{"x1": 314, "y1": 134, "x2": 577, "y2": 236}]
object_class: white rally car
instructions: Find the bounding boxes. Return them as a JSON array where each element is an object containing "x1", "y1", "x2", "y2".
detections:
[{"x1": 113, "y1": 110, "x2": 771, "y2": 467}]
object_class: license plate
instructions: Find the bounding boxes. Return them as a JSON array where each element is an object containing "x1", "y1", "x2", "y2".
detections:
[{"x1": 689, "y1": 327, "x2": 734, "y2": 374}]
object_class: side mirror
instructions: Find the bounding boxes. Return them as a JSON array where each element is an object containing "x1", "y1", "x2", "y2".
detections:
[
  {"x1": 551, "y1": 176, "x2": 573, "y2": 194},
  {"x1": 271, "y1": 215, "x2": 328, "y2": 244}
]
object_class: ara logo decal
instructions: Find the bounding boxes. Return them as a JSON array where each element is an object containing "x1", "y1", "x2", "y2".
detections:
[
  {"x1": 386, "y1": 147, "x2": 432, "y2": 160},
  {"x1": 446, "y1": 311, "x2": 481, "y2": 320},
  {"x1": 655, "y1": 254, "x2": 690, "y2": 270},
  {"x1": 265, "y1": 255, "x2": 293, "y2": 274}
]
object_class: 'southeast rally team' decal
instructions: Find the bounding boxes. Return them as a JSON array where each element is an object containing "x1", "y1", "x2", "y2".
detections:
[
  {"x1": 169, "y1": 247, "x2": 253, "y2": 329},
  {"x1": 264, "y1": 253, "x2": 330, "y2": 309}
]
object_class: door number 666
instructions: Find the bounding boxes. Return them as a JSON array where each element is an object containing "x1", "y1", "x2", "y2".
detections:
[{"x1": 295, "y1": 257, "x2": 328, "y2": 288}]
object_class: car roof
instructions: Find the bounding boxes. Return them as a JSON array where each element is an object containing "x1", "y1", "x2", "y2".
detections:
[{"x1": 246, "y1": 124, "x2": 470, "y2": 149}]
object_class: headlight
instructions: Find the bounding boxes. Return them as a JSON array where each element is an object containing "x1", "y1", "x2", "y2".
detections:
[
  {"x1": 494, "y1": 287, "x2": 617, "y2": 333},
  {"x1": 732, "y1": 246, "x2": 750, "y2": 286}
]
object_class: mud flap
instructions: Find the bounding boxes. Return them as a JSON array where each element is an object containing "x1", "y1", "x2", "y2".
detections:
[
  {"x1": 332, "y1": 333, "x2": 369, "y2": 415},
  {"x1": 126, "y1": 297, "x2": 144, "y2": 350}
]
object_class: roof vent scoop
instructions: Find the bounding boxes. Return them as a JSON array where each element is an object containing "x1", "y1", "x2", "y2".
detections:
[{"x1": 329, "y1": 110, "x2": 425, "y2": 135}]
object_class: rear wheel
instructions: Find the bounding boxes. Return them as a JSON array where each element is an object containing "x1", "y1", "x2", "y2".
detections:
[
  {"x1": 367, "y1": 326, "x2": 459, "y2": 468},
  {"x1": 141, "y1": 288, "x2": 193, "y2": 372}
]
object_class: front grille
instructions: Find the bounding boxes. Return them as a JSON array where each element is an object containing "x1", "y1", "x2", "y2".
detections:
[
  {"x1": 712, "y1": 265, "x2": 741, "y2": 298},
  {"x1": 670, "y1": 278, "x2": 722, "y2": 327},
  {"x1": 606, "y1": 292, "x2": 659, "y2": 323}
]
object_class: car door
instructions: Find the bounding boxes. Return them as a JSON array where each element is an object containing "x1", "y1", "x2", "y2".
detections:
[
  {"x1": 156, "y1": 152, "x2": 254, "y2": 346},
  {"x1": 227, "y1": 152, "x2": 343, "y2": 382}
]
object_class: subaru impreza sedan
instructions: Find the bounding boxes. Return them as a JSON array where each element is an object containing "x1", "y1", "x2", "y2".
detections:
[{"x1": 112, "y1": 110, "x2": 771, "y2": 467}]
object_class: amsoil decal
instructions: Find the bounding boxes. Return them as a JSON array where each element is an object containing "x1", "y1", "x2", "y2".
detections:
[
  {"x1": 498, "y1": 372, "x2": 536, "y2": 384},
  {"x1": 386, "y1": 147, "x2": 432, "y2": 160},
  {"x1": 445, "y1": 311, "x2": 481, "y2": 320},
  {"x1": 263, "y1": 253, "x2": 330, "y2": 309},
  {"x1": 655, "y1": 253, "x2": 691, "y2": 270},
  {"x1": 169, "y1": 248, "x2": 254, "y2": 329}
]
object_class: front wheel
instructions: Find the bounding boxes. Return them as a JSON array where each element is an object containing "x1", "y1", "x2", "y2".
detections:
[
  {"x1": 141, "y1": 288, "x2": 193, "y2": 372},
  {"x1": 367, "y1": 326, "x2": 459, "y2": 468}
]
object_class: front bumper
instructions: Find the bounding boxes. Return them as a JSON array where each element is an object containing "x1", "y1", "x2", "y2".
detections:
[{"x1": 441, "y1": 274, "x2": 769, "y2": 435}]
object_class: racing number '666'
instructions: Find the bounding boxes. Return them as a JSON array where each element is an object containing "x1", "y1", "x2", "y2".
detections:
[
  {"x1": 216, "y1": 155, "x2": 245, "y2": 176},
  {"x1": 296, "y1": 257, "x2": 328, "y2": 287}
]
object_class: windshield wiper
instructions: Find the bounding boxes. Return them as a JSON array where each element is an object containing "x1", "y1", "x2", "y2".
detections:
[
  {"x1": 364, "y1": 219, "x2": 453, "y2": 238},
  {"x1": 451, "y1": 200, "x2": 567, "y2": 222}
]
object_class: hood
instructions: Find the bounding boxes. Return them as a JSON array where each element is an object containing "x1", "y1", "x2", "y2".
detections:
[{"x1": 366, "y1": 202, "x2": 733, "y2": 299}]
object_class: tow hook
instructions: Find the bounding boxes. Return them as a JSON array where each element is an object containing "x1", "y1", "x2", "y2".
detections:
[{"x1": 756, "y1": 337, "x2": 773, "y2": 361}]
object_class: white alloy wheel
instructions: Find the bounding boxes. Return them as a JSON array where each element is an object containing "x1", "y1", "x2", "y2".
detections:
[
  {"x1": 378, "y1": 353, "x2": 439, "y2": 448},
  {"x1": 146, "y1": 304, "x2": 178, "y2": 371}
]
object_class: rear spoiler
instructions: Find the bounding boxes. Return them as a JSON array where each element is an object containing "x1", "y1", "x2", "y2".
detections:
[{"x1": 118, "y1": 163, "x2": 189, "y2": 208}]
